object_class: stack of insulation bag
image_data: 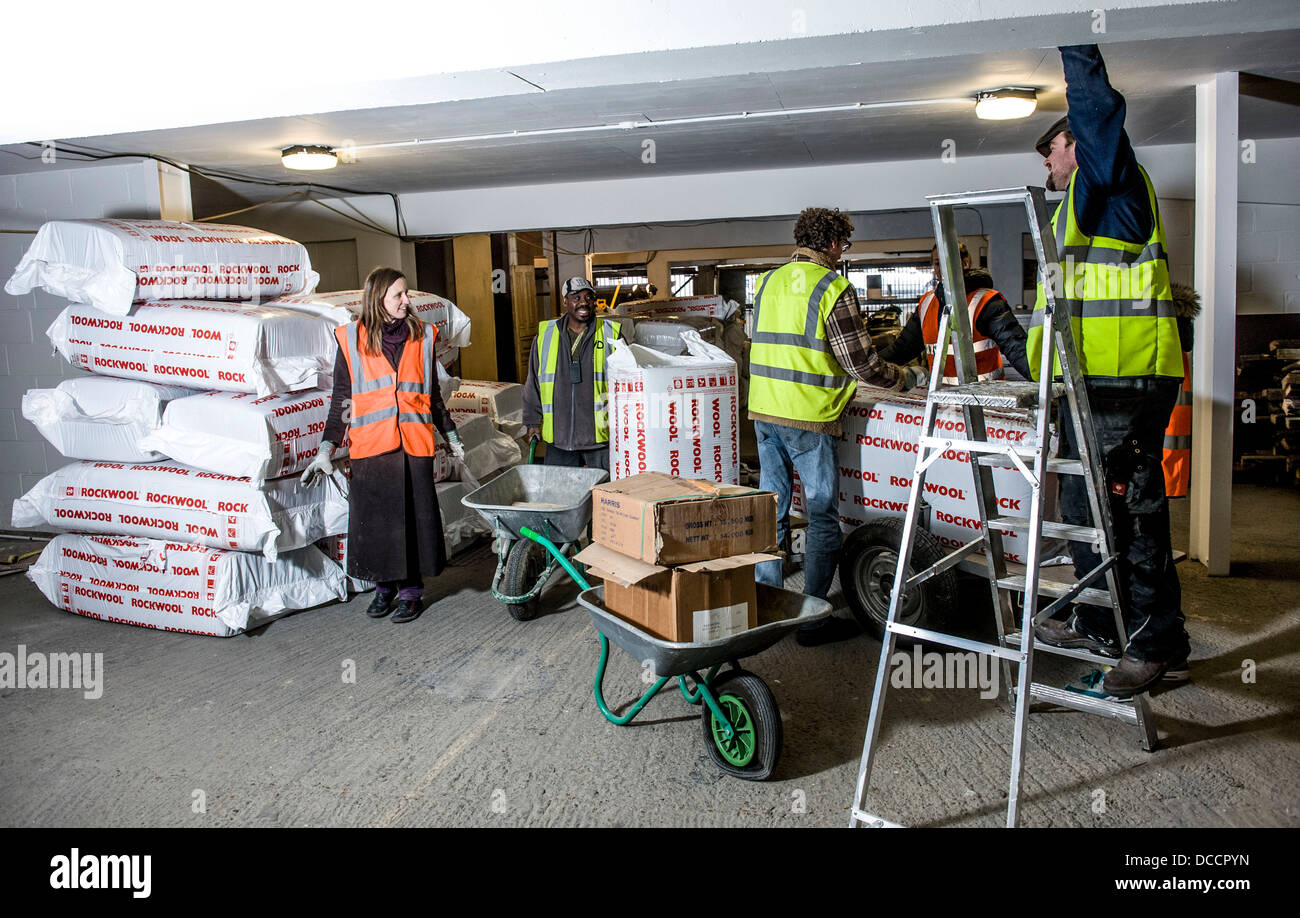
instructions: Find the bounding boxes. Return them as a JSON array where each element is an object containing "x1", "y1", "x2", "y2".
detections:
[{"x1": 5, "y1": 219, "x2": 478, "y2": 635}]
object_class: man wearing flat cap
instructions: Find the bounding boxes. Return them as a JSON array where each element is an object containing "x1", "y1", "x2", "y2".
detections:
[
  {"x1": 1027, "y1": 45, "x2": 1191, "y2": 699},
  {"x1": 522, "y1": 276, "x2": 624, "y2": 470}
]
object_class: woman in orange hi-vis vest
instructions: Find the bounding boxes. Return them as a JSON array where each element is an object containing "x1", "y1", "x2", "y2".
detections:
[
  {"x1": 301, "y1": 267, "x2": 463, "y2": 624},
  {"x1": 1163, "y1": 284, "x2": 1200, "y2": 498}
]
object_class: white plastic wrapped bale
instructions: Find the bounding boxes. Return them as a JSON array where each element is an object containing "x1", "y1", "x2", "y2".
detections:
[
  {"x1": 12, "y1": 460, "x2": 348, "y2": 562},
  {"x1": 315, "y1": 535, "x2": 376, "y2": 594},
  {"x1": 46, "y1": 300, "x2": 335, "y2": 397},
  {"x1": 273, "y1": 290, "x2": 471, "y2": 367},
  {"x1": 27, "y1": 534, "x2": 346, "y2": 636},
  {"x1": 447, "y1": 380, "x2": 525, "y2": 437},
  {"x1": 445, "y1": 410, "x2": 521, "y2": 481},
  {"x1": 438, "y1": 481, "x2": 489, "y2": 554},
  {"x1": 22, "y1": 377, "x2": 201, "y2": 462},
  {"x1": 138, "y1": 389, "x2": 339, "y2": 483},
  {"x1": 630, "y1": 318, "x2": 717, "y2": 356},
  {"x1": 5, "y1": 219, "x2": 318, "y2": 317},
  {"x1": 608, "y1": 331, "x2": 739, "y2": 484},
  {"x1": 613, "y1": 294, "x2": 739, "y2": 321},
  {"x1": 789, "y1": 391, "x2": 1043, "y2": 565}
]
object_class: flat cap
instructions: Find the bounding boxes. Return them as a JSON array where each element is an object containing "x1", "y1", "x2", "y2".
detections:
[{"x1": 1034, "y1": 115, "x2": 1071, "y2": 158}]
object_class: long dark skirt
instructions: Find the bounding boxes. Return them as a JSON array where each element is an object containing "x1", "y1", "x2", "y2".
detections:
[{"x1": 346, "y1": 449, "x2": 447, "y2": 582}]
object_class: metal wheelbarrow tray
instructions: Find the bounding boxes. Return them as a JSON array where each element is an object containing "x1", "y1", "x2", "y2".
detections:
[{"x1": 461, "y1": 464, "x2": 609, "y2": 543}]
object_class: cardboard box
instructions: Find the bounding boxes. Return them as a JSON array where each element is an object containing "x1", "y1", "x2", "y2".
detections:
[
  {"x1": 575, "y1": 542, "x2": 778, "y2": 643},
  {"x1": 590, "y1": 471, "x2": 778, "y2": 566}
]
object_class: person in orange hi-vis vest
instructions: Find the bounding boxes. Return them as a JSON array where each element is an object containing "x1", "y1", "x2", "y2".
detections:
[
  {"x1": 301, "y1": 267, "x2": 464, "y2": 624},
  {"x1": 1163, "y1": 283, "x2": 1200, "y2": 498},
  {"x1": 880, "y1": 242, "x2": 1034, "y2": 383}
]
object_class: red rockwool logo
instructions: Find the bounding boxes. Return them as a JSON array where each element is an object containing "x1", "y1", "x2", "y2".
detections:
[{"x1": 71, "y1": 315, "x2": 123, "y2": 330}]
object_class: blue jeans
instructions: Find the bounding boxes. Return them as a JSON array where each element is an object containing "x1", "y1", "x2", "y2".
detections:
[{"x1": 754, "y1": 420, "x2": 841, "y2": 600}]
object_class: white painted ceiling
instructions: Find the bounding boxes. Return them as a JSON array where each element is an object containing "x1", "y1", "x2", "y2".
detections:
[{"x1": 2, "y1": 1, "x2": 1297, "y2": 205}]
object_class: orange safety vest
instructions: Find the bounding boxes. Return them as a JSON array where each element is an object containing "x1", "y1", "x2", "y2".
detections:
[
  {"x1": 335, "y1": 320, "x2": 438, "y2": 459},
  {"x1": 919, "y1": 287, "x2": 1005, "y2": 383},
  {"x1": 1162, "y1": 351, "x2": 1192, "y2": 497}
]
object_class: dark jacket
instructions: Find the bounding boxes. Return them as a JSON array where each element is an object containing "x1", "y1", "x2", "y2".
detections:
[
  {"x1": 880, "y1": 268, "x2": 1033, "y2": 380},
  {"x1": 521, "y1": 317, "x2": 624, "y2": 452}
]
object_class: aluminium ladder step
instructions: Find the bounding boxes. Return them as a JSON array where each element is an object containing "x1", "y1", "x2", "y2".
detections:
[
  {"x1": 927, "y1": 380, "x2": 1064, "y2": 410},
  {"x1": 978, "y1": 456, "x2": 1085, "y2": 475},
  {"x1": 988, "y1": 516, "x2": 1101, "y2": 543},
  {"x1": 996, "y1": 573, "x2": 1114, "y2": 608},
  {"x1": 1003, "y1": 631, "x2": 1121, "y2": 667}
]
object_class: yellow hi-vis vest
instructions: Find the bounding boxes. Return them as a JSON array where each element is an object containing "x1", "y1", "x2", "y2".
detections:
[
  {"x1": 748, "y1": 260, "x2": 856, "y2": 424},
  {"x1": 536, "y1": 316, "x2": 622, "y2": 443},
  {"x1": 1027, "y1": 165, "x2": 1183, "y2": 380}
]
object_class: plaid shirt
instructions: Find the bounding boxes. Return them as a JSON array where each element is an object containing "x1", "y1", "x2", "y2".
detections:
[{"x1": 749, "y1": 248, "x2": 906, "y2": 436}]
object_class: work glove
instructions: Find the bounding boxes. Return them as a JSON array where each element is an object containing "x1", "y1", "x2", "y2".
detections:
[
  {"x1": 446, "y1": 429, "x2": 466, "y2": 462},
  {"x1": 901, "y1": 364, "x2": 928, "y2": 392},
  {"x1": 299, "y1": 441, "x2": 335, "y2": 488}
]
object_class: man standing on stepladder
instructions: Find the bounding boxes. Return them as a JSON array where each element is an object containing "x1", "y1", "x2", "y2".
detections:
[
  {"x1": 749, "y1": 207, "x2": 925, "y2": 646},
  {"x1": 1028, "y1": 44, "x2": 1191, "y2": 697}
]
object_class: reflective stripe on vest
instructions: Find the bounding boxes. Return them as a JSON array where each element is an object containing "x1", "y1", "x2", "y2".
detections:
[
  {"x1": 1162, "y1": 351, "x2": 1192, "y2": 497},
  {"x1": 1027, "y1": 165, "x2": 1183, "y2": 380},
  {"x1": 748, "y1": 261, "x2": 856, "y2": 423},
  {"x1": 919, "y1": 287, "x2": 1006, "y2": 383},
  {"x1": 536, "y1": 317, "x2": 621, "y2": 444},
  {"x1": 336, "y1": 321, "x2": 438, "y2": 459}
]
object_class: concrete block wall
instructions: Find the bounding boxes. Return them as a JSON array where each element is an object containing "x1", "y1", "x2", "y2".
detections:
[
  {"x1": 1235, "y1": 202, "x2": 1300, "y2": 316},
  {"x1": 0, "y1": 160, "x2": 161, "y2": 528}
]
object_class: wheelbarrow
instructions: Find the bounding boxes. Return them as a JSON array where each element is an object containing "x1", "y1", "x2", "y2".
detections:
[{"x1": 460, "y1": 445, "x2": 608, "y2": 620}]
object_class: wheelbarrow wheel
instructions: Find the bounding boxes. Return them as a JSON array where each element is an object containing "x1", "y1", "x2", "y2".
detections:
[
  {"x1": 839, "y1": 517, "x2": 958, "y2": 645},
  {"x1": 700, "y1": 670, "x2": 782, "y2": 780},
  {"x1": 502, "y1": 539, "x2": 547, "y2": 621}
]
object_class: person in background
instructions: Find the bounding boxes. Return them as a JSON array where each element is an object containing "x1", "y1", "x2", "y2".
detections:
[
  {"x1": 880, "y1": 242, "x2": 1033, "y2": 382},
  {"x1": 749, "y1": 206, "x2": 925, "y2": 646},
  {"x1": 301, "y1": 267, "x2": 464, "y2": 624},
  {"x1": 1027, "y1": 45, "x2": 1191, "y2": 696},
  {"x1": 522, "y1": 276, "x2": 625, "y2": 471}
]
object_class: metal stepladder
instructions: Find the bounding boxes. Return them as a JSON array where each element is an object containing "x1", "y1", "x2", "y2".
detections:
[{"x1": 848, "y1": 186, "x2": 1158, "y2": 829}]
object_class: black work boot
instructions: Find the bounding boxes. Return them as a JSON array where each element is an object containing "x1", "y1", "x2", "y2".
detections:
[
  {"x1": 1034, "y1": 616, "x2": 1120, "y2": 658},
  {"x1": 1102, "y1": 652, "x2": 1169, "y2": 698},
  {"x1": 390, "y1": 598, "x2": 423, "y2": 624},
  {"x1": 366, "y1": 592, "x2": 396, "y2": 618}
]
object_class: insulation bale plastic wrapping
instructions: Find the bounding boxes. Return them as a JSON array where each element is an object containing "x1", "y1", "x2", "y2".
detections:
[
  {"x1": 437, "y1": 481, "x2": 489, "y2": 554},
  {"x1": 445, "y1": 410, "x2": 521, "y2": 481},
  {"x1": 27, "y1": 533, "x2": 346, "y2": 637},
  {"x1": 447, "y1": 380, "x2": 525, "y2": 438},
  {"x1": 273, "y1": 289, "x2": 471, "y2": 368},
  {"x1": 613, "y1": 294, "x2": 739, "y2": 321},
  {"x1": 46, "y1": 300, "x2": 336, "y2": 397},
  {"x1": 315, "y1": 535, "x2": 376, "y2": 594},
  {"x1": 607, "y1": 332, "x2": 740, "y2": 485},
  {"x1": 11, "y1": 460, "x2": 348, "y2": 562},
  {"x1": 22, "y1": 377, "x2": 201, "y2": 462},
  {"x1": 789, "y1": 392, "x2": 1043, "y2": 565},
  {"x1": 5, "y1": 219, "x2": 318, "y2": 316},
  {"x1": 138, "y1": 388, "x2": 340, "y2": 483}
]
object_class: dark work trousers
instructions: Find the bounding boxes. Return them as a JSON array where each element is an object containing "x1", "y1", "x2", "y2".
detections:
[
  {"x1": 1059, "y1": 377, "x2": 1190, "y2": 663},
  {"x1": 543, "y1": 443, "x2": 610, "y2": 471}
]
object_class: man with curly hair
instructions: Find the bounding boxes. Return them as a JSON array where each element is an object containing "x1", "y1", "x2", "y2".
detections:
[{"x1": 750, "y1": 206, "x2": 926, "y2": 646}]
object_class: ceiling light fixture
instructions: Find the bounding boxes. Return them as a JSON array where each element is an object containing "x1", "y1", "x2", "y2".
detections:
[
  {"x1": 281, "y1": 144, "x2": 338, "y2": 170},
  {"x1": 974, "y1": 88, "x2": 1038, "y2": 120}
]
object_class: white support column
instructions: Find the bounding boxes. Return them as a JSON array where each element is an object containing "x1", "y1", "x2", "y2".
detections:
[
  {"x1": 1189, "y1": 72, "x2": 1238, "y2": 576},
  {"x1": 156, "y1": 160, "x2": 193, "y2": 222}
]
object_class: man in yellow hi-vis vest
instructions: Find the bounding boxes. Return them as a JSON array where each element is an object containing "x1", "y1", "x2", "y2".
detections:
[
  {"x1": 522, "y1": 276, "x2": 624, "y2": 470},
  {"x1": 1028, "y1": 45, "x2": 1191, "y2": 698},
  {"x1": 750, "y1": 207, "x2": 924, "y2": 646}
]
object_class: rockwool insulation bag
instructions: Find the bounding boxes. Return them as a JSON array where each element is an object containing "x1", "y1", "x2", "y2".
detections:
[
  {"x1": 46, "y1": 300, "x2": 335, "y2": 396},
  {"x1": 21, "y1": 377, "x2": 201, "y2": 462},
  {"x1": 614, "y1": 294, "x2": 739, "y2": 321},
  {"x1": 27, "y1": 534, "x2": 346, "y2": 637},
  {"x1": 447, "y1": 380, "x2": 525, "y2": 436},
  {"x1": 608, "y1": 331, "x2": 739, "y2": 485},
  {"x1": 12, "y1": 460, "x2": 348, "y2": 561},
  {"x1": 444, "y1": 410, "x2": 520, "y2": 481},
  {"x1": 437, "y1": 480, "x2": 489, "y2": 554},
  {"x1": 139, "y1": 388, "x2": 339, "y2": 483},
  {"x1": 5, "y1": 219, "x2": 318, "y2": 317},
  {"x1": 315, "y1": 535, "x2": 376, "y2": 594},
  {"x1": 273, "y1": 290, "x2": 471, "y2": 366}
]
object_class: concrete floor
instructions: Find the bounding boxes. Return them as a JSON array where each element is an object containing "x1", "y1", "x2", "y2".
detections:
[{"x1": 1, "y1": 484, "x2": 1296, "y2": 828}]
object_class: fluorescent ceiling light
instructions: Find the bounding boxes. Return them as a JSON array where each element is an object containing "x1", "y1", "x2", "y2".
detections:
[
  {"x1": 974, "y1": 88, "x2": 1038, "y2": 120},
  {"x1": 281, "y1": 144, "x2": 338, "y2": 170}
]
